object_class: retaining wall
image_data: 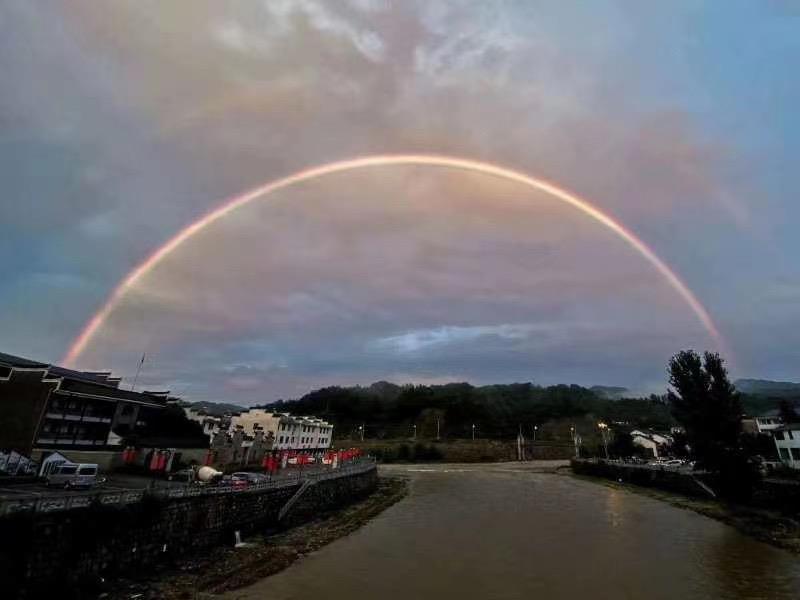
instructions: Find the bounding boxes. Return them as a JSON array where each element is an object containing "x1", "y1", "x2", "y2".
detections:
[
  {"x1": 571, "y1": 459, "x2": 716, "y2": 498},
  {"x1": 1, "y1": 464, "x2": 377, "y2": 598}
]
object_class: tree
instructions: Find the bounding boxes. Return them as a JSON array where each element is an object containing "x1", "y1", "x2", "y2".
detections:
[
  {"x1": 669, "y1": 430, "x2": 691, "y2": 459},
  {"x1": 667, "y1": 350, "x2": 758, "y2": 498},
  {"x1": 608, "y1": 431, "x2": 635, "y2": 458},
  {"x1": 778, "y1": 399, "x2": 800, "y2": 424}
]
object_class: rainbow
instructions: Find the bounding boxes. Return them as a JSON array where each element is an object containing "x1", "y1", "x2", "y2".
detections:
[{"x1": 63, "y1": 154, "x2": 725, "y2": 367}]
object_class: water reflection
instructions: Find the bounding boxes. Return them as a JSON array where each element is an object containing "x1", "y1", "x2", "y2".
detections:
[{"x1": 224, "y1": 464, "x2": 800, "y2": 600}]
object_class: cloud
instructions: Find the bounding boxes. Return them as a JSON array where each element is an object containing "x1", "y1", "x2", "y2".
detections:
[
  {"x1": 373, "y1": 324, "x2": 550, "y2": 354},
  {"x1": 0, "y1": 1, "x2": 793, "y2": 402},
  {"x1": 213, "y1": 0, "x2": 386, "y2": 63}
]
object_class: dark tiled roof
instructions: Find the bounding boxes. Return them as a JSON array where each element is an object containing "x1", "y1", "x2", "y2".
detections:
[
  {"x1": 1, "y1": 350, "x2": 124, "y2": 385},
  {"x1": 0, "y1": 351, "x2": 49, "y2": 369},
  {"x1": 1, "y1": 350, "x2": 167, "y2": 406}
]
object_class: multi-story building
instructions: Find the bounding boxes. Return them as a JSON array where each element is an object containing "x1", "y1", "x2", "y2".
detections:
[
  {"x1": 0, "y1": 352, "x2": 169, "y2": 466},
  {"x1": 183, "y1": 406, "x2": 228, "y2": 442},
  {"x1": 228, "y1": 409, "x2": 333, "y2": 452},
  {"x1": 772, "y1": 425, "x2": 800, "y2": 469},
  {"x1": 209, "y1": 424, "x2": 273, "y2": 467},
  {"x1": 742, "y1": 415, "x2": 784, "y2": 435}
]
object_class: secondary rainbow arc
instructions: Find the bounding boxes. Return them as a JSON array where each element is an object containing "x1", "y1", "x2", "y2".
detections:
[{"x1": 63, "y1": 154, "x2": 725, "y2": 367}]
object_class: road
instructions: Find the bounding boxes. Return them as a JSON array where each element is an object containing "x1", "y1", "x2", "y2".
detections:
[{"x1": 0, "y1": 463, "x2": 339, "y2": 501}]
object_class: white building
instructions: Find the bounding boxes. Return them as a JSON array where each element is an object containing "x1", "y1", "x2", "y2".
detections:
[
  {"x1": 630, "y1": 430, "x2": 673, "y2": 459},
  {"x1": 183, "y1": 406, "x2": 226, "y2": 442},
  {"x1": 742, "y1": 415, "x2": 783, "y2": 435},
  {"x1": 772, "y1": 425, "x2": 800, "y2": 469},
  {"x1": 228, "y1": 410, "x2": 333, "y2": 452}
]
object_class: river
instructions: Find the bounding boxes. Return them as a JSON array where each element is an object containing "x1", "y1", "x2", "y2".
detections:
[{"x1": 224, "y1": 463, "x2": 800, "y2": 600}]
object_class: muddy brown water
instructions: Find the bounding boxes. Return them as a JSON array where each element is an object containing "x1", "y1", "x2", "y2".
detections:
[{"x1": 223, "y1": 463, "x2": 800, "y2": 600}]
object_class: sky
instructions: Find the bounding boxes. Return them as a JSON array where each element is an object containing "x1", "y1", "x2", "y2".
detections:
[{"x1": 1, "y1": 1, "x2": 799, "y2": 404}]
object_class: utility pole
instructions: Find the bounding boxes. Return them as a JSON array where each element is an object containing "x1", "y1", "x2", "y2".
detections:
[
  {"x1": 131, "y1": 353, "x2": 146, "y2": 392},
  {"x1": 436, "y1": 417, "x2": 441, "y2": 441}
]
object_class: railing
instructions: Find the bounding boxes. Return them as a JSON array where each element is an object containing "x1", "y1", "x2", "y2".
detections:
[{"x1": 0, "y1": 459, "x2": 376, "y2": 517}]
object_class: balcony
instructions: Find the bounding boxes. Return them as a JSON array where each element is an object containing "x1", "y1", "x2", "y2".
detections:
[
  {"x1": 81, "y1": 415, "x2": 112, "y2": 423},
  {"x1": 43, "y1": 411, "x2": 111, "y2": 423},
  {"x1": 45, "y1": 412, "x2": 82, "y2": 421}
]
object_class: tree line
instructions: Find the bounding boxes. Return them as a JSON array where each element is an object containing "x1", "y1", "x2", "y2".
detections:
[{"x1": 260, "y1": 380, "x2": 676, "y2": 440}]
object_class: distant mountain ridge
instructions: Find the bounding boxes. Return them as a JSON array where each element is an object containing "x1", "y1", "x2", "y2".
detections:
[
  {"x1": 735, "y1": 379, "x2": 800, "y2": 397},
  {"x1": 186, "y1": 400, "x2": 247, "y2": 416}
]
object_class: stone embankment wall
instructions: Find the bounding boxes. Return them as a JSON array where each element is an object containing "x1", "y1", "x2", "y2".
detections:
[
  {"x1": 1, "y1": 466, "x2": 377, "y2": 598},
  {"x1": 571, "y1": 459, "x2": 716, "y2": 498}
]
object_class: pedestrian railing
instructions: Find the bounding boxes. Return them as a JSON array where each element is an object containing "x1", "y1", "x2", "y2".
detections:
[{"x1": 0, "y1": 459, "x2": 376, "y2": 517}]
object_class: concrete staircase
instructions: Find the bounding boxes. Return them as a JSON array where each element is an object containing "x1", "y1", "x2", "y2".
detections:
[{"x1": 278, "y1": 479, "x2": 313, "y2": 521}]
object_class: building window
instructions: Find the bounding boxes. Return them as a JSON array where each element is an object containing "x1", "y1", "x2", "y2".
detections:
[{"x1": 792, "y1": 448, "x2": 800, "y2": 461}]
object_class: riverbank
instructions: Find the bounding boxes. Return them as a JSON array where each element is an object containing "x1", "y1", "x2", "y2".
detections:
[
  {"x1": 348, "y1": 439, "x2": 574, "y2": 462},
  {"x1": 106, "y1": 476, "x2": 408, "y2": 599},
  {"x1": 217, "y1": 463, "x2": 800, "y2": 599},
  {"x1": 571, "y1": 472, "x2": 800, "y2": 555}
]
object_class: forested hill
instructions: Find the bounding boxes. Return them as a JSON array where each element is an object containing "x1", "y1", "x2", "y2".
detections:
[
  {"x1": 260, "y1": 381, "x2": 675, "y2": 440},
  {"x1": 735, "y1": 379, "x2": 800, "y2": 398}
]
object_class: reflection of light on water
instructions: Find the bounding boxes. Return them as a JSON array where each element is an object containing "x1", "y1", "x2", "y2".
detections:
[{"x1": 605, "y1": 488, "x2": 624, "y2": 528}]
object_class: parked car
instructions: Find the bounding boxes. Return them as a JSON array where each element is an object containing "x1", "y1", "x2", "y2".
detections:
[
  {"x1": 168, "y1": 468, "x2": 196, "y2": 483},
  {"x1": 46, "y1": 463, "x2": 104, "y2": 489},
  {"x1": 230, "y1": 472, "x2": 268, "y2": 488}
]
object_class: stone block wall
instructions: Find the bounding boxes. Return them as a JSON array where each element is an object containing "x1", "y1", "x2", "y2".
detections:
[
  {"x1": 571, "y1": 459, "x2": 716, "y2": 498},
  {"x1": 1, "y1": 466, "x2": 377, "y2": 598}
]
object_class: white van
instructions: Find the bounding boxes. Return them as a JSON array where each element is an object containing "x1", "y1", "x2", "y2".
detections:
[{"x1": 46, "y1": 463, "x2": 103, "y2": 489}]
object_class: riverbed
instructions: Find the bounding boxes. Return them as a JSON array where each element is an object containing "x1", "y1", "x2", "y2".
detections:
[{"x1": 223, "y1": 463, "x2": 800, "y2": 600}]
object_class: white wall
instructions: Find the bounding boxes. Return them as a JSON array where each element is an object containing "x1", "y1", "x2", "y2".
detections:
[
  {"x1": 227, "y1": 410, "x2": 334, "y2": 451},
  {"x1": 773, "y1": 427, "x2": 800, "y2": 469}
]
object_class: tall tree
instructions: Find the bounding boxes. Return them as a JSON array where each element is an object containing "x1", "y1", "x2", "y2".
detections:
[
  {"x1": 668, "y1": 350, "x2": 757, "y2": 498},
  {"x1": 778, "y1": 399, "x2": 800, "y2": 424},
  {"x1": 668, "y1": 351, "x2": 741, "y2": 468}
]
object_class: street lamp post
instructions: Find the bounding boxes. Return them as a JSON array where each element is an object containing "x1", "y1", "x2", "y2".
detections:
[
  {"x1": 570, "y1": 426, "x2": 578, "y2": 458},
  {"x1": 533, "y1": 425, "x2": 538, "y2": 442},
  {"x1": 598, "y1": 422, "x2": 609, "y2": 460},
  {"x1": 358, "y1": 424, "x2": 364, "y2": 442},
  {"x1": 412, "y1": 424, "x2": 417, "y2": 440},
  {"x1": 472, "y1": 424, "x2": 476, "y2": 441}
]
